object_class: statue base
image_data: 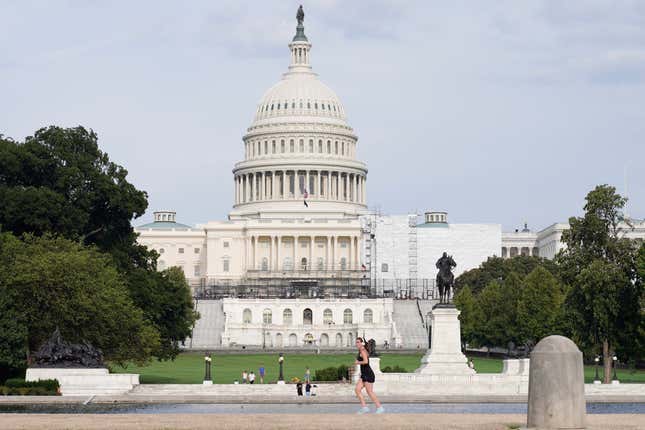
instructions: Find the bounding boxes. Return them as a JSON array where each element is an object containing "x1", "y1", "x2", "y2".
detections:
[
  {"x1": 416, "y1": 306, "x2": 475, "y2": 375},
  {"x1": 26, "y1": 368, "x2": 139, "y2": 396},
  {"x1": 203, "y1": 380, "x2": 213, "y2": 385}
]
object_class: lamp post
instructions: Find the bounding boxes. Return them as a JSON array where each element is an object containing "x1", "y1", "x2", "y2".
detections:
[
  {"x1": 203, "y1": 352, "x2": 213, "y2": 385},
  {"x1": 594, "y1": 356, "x2": 600, "y2": 384},
  {"x1": 277, "y1": 353, "x2": 285, "y2": 385},
  {"x1": 612, "y1": 356, "x2": 618, "y2": 383}
]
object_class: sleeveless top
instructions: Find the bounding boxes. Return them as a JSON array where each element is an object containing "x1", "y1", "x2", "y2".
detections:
[{"x1": 357, "y1": 351, "x2": 373, "y2": 375}]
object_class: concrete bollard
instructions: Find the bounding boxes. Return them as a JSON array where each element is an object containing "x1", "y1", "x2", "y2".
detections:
[{"x1": 527, "y1": 335, "x2": 586, "y2": 429}]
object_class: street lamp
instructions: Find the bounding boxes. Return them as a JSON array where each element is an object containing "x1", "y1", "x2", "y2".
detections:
[
  {"x1": 203, "y1": 352, "x2": 213, "y2": 385},
  {"x1": 594, "y1": 356, "x2": 600, "y2": 383},
  {"x1": 277, "y1": 353, "x2": 285, "y2": 385},
  {"x1": 612, "y1": 356, "x2": 618, "y2": 383}
]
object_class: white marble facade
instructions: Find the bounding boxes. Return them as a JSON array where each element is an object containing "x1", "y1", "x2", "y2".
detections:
[{"x1": 221, "y1": 298, "x2": 397, "y2": 348}]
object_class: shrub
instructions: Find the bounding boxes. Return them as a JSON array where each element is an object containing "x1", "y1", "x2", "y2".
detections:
[
  {"x1": 3, "y1": 378, "x2": 59, "y2": 393},
  {"x1": 381, "y1": 365, "x2": 407, "y2": 373},
  {"x1": 314, "y1": 365, "x2": 349, "y2": 381}
]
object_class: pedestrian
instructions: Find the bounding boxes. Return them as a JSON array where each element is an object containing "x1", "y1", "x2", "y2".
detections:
[
  {"x1": 305, "y1": 382, "x2": 311, "y2": 397},
  {"x1": 354, "y1": 337, "x2": 384, "y2": 414},
  {"x1": 242, "y1": 370, "x2": 248, "y2": 384},
  {"x1": 259, "y1": 364, "x2": 265, "y2": 384},
  {"x1": 249, "y1": 371, "x2": 256, "y2": 384},
  {"x1": 304, "y1": 366, "x2": 311, "y2": 384},
  {"x1": 468, "y1": 358, "x2": 475, "y2": 370}
]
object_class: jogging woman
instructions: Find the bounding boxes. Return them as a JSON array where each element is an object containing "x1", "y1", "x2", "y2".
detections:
[{"x1": 354, "y1": 337, "x2": 384, "y2": 414}]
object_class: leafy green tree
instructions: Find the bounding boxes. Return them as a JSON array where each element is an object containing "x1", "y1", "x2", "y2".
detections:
[
  {"x1": 0, "y1": 127, "x2": 198, "y2": 361},
  {"x1": 126, "y1": 267, "x2": 198, "y2": 359},
  {"x1": 517, "y1": 267, "x2": 565, "y2": 347},
  {"x1": 0, "y1": 233, "x2": 160, "y2": 369},
  {"x1": 454, "y1": 286, "x2": 477, "y2": 347},
  {"x1": 472, "y1": 281, "x2": 510, "y2": 351},
  {"x1": 559, "y1": 185, "x2": 643, "y2": 382},
  {"x1": 455, "y1": 255, "x2": 559, "y2": 296}
]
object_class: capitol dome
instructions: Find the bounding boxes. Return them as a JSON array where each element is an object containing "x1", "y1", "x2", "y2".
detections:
[{"x1": 230, "y1": 8, "x2": 367, "y2": 220}]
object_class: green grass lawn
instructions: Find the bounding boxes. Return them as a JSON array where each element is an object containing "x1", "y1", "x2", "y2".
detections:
[{"x1": 111, "y1": 352, "x2": 645, "y2": 384}]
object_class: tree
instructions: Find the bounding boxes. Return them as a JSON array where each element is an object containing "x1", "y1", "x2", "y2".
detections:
[
  {"x1": 455, "y1": 255, "x2": 560, "y2": 296},
  {"x1": 559, "y1": 185, "x2": 643, "y2": 382},
  {"x1": 472, "y1": 281, "x2": 509, "y2": 350},
  {"x1": 517, "y1": 267, "x2": 565, "y2": 347},
  {"x1": 0, "y1": 127, "x2": 198, "y2": 360},
  {"x1": 454, "y1": 286, "x2": 477, "y2": 347},
  {"x1": 0, "y1": 233, "x2": 160, "y2": 370}
]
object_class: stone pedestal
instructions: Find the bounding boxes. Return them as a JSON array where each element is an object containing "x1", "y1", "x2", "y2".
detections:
[
  {"x1": 26, "y1": 368, "x2": 139, "y2": 396},
  {"x1": 527, "y1": 335, "x2": 585, "y2": 429},
  {"x1": 416, "y1": 305, "x2": 475, "y2": 375}
]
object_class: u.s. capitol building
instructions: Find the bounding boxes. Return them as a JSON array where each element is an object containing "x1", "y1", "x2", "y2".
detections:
[{"x1": 135, "y1": 10, "x2": 644, "y2": 350}]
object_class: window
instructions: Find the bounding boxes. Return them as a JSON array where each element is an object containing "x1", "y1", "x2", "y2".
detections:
[
  {"x1": 314, "y1": 102, "x2": 318, "y2": 109},
  {"x1": 194, "y1": 248, "x2": 200, "y2": 254},
  {"x1": 327, "y1": 140, "x2": 331, "y2": 153},
  {"x1": 281, "y1": 140, "x2": 285, "y2": 153},
  {"x1": 299, "y1": 139, "x2": 304, "y2": 152},
  {"x1": 223, "y1": 241, "x2": 230, "y2": 248},
  {"x1": 381, "y1": 263, "x2": 389, "y2": 272},
  {"x1": 159, "y1": 248, "x2": 165, "y2": 254},
  {"x1": 194, "y1": 265, "x2": 200, "y2": 277},
  {"x1": 301, "y1": 257, "x2": 307, "y2": 270},
  {"x1": 291, "y1": 102, "x2": 295, "y2": 108},
  {"x1": 307, "y1": 102, "x2": 311, "y2": 109},
  {"x1": 323, "y1": 309, "x2": 333, "y2": 324},
  {"x1": 283, "y1": 257, "x2": 293, "y2": 270},
  {"x1": 309, "y1": 139, "x2": 313, "y2": 152},
  {"x1": 318, "y1": 140, "x2": 323, "y2": 153},
  {"x1": 223, "y1": 259, "x2": 230, "y2": 272},
  {"x1": 272, "y1": 141, "x2": 276, "y2": 153},
  {"x1": 243, "y1": 309, "x2": 252, "y2": 324},
  {"x1": 158, "y1": 260, "x2": 166, "y2": 270},
  {"x1": 178, "y1": 248, "x2": 184, "y2": 254},
  {"x1": 263, "y1": 309, "x2": 272, "y2": 324},
  {"x1": 317, "y1": 257, "x2": 324, "y2": 270},
  {"x1": 264, "y1": 141, "x2": 268, "y2": 154},
  {"x1": 261, "y1": 257, "x2": 269, "y2": 271},
  {"x1": 344, "y1": 309, "x2": 353, "y2": 324},
  {"x1": 290, "y1": 140, "x2": 294, "y2": 152},
  {"x1": 303, "y1": 308, "x2": 313, "y2": 325},
  {"x1": 363, "y1": 309, "x2": 373, "y2": 323},
  {"x1": 335, "y1": 141, "x2": 338, "y2": 154},
  {"x1": 283, "y1": 308, "x2": 293, "y2": 325}
]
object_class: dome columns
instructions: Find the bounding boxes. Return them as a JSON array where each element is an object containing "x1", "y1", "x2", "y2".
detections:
[{"x1": 233, "y1": 169, "x2": 367, "y2": 206}]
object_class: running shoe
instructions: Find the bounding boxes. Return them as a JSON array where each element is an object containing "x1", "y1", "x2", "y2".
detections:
[
  {"x1": 375, "y1": 406, "x2": 385, "y2": 414},
  {"x1": 357, "y1": 406, "x2": 370, "y2": 414}
]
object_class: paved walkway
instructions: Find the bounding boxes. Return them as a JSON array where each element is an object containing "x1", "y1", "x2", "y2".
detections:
[{"x1": 1, "y1": 413, "x2": 644, "y2": 429}]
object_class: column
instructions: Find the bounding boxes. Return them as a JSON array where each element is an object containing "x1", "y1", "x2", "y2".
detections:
[
  {"x1": 348, "y1": 235, "x2": 352, "y2": 269},
  {"x1": 294, "y1": 236, "x2": 299, "y2": 270},
  {"x1": 306, "y1": 170, "x2": 310, "y2": 195},
  {"x1": 282, "y1": 170, "x2": 287, "y2": 199},
  {"x1": 234, "y1": 176, "x2": 238, "y2": 204},
  {"x1": 325, "y1": 236, "x2": 330, "y2": 270},
  {"x1": 276, "y1": 236, "x2": 281, "y2": 271},
  {"x1": 272, "y1": 172, "x2": 277, "y2": 200},
  {"x1": 331, "y1": 236, "x2": 336, "y2": 270},
  {"x1": 335, "y1": 172, "x2": 340, "y2": 200},
  {"x1": 354, "y1": 175, "x2": 359, "y2": 203},
  {"x1": 326, "y1": 172, "x2": 331, "y2": 200},
  {"x1": 309, "y1": 236, "x2": 313, "y2": 270},
  {"x1": 253, "y1": 236, "x2": 258, "y2": 270}
]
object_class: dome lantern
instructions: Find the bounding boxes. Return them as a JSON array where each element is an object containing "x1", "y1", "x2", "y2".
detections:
[{"x1": 288, "y1": 5, "x2": 312, "y2": 73}]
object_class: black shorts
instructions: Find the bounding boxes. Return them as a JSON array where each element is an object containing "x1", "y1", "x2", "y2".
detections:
[{"x1": 360, "y1": 370, "x2": 375, "y2": 383}]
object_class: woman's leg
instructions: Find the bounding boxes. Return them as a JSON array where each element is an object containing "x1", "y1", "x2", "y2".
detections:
[
  {"x1": 354, "y1": 379, "x2": 366, "y2": 407},
  {"x1": 364, "y1": 382, "x2": 382, "y2": 408}
]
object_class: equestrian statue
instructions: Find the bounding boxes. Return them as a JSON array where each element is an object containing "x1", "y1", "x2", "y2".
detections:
[{"x1": 435, "y1": 252, "x2": 456, "y2": 304}]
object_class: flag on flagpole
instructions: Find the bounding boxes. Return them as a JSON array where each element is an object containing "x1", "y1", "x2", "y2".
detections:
[{"x1": 303, "y1": 189, "x2": 309, "y2": 207}]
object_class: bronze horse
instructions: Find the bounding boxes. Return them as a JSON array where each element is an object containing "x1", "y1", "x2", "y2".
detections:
[{"x1": 435, "y1": 252, "x2": 456, "y2": 304}]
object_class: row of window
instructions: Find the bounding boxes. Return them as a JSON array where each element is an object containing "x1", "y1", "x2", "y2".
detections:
[
  {"x1": 157, "y1": 247, "x2": 200, "y2": 255},
  {"x1": 256, "y1": 256, "x2": 350, "y2": 271},
  {"x1": 245, "y1": 138, "x2": 355, "y2": 159},
  {"x1": 256, "y1": 100, "x2": 343, "y2": 115},
  {"x1": 243, "y1": 308, "x2": 373, "y2": 325}
]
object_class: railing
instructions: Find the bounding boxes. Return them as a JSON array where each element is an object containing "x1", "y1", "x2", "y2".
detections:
[{"x1": 193, "y1": 278, "x2": 437, "y2": 300}]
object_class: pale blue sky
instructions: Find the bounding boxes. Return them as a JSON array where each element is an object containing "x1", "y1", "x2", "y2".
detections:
[{"x1": 1, "y1": 1, "x2": 644, "y2": 231}]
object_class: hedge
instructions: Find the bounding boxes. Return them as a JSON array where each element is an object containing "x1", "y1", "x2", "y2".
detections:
[
  {"x1": 1, "y1": 378, "x2": 60, "y2": 395},
  {"x1": 314, "y1": 365, "x2": 349, "y2": 381}
]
